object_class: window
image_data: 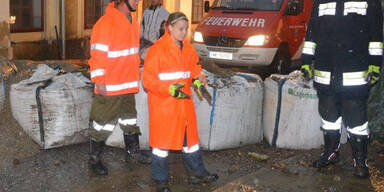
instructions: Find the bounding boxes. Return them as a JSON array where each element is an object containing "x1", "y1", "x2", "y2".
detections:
[
  {"x1": 85, "y1": 0, "x2": 110, "y2": 29},
  {"x1": 10, "y1": 0, "x2": 44, "y2": 33},
  {"x1": 192, "y1": 0, "x2": 204, "y2": 24}
]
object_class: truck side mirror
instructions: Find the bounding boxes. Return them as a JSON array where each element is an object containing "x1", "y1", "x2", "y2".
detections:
[
  {"x1": 284, "y1": 0, "x2": 303, "y2": 16},
  {"x1": 204, "y1": 1, "x2": 210, "y2": 13}
]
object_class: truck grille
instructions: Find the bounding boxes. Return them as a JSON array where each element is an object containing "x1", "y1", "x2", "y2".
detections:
[{"x1": 203, "y1": 36, "x2": 247, "y2": 48}]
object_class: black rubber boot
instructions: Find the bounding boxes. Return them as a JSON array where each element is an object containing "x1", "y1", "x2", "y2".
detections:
[
  {"x1": 349, "y1": 134, "x2": 370, "y2": 179},
  {"x1": 155, "y1": 180, "x2": 171, "y2": 192},
  {"x1": 183, "y1": 150, "x2": 219, "y2": 185},
  {"x1": 124, "y1": 133, "x2": 151, "y2": 164},
  {"x1": 313, "y1": 129, "x2": 341, "y2": 168},
  {"x1": 89, "y1": 138, "x2": 108, "y2": 175},
  {"x1": 188, "y1": 173, "x2": 219, "y2": 185}
]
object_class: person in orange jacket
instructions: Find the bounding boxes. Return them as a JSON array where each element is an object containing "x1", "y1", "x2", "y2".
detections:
[
  {"x1": 142, "y1": 12, "x2": 218, "y2": 192},
  {"x1": 88, "y1": 0, "x2": 151, "y2": 176}
]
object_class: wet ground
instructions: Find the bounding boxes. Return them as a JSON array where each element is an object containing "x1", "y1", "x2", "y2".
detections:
[{"x1": 1, "y1": 61, "x2": 384, "y2": 192}]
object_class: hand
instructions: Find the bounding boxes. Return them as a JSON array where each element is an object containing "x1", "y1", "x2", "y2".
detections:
[
  {"x1": 192, "y1": 79, "x2": 212, "y2": 105},
  {"x1": 169, "y1": 82, "x2": 190, "y2": 99},
  {"x1": 301, "y1": 64, "x2": 313, "y2": 81},
  {"x1": 196, "y1": 75, "x2": 207, "y2": 86},
  {"x1": 95, "y1": 83, "x2": 107, "y2": 96},
  {"x1": 366, "y1": 65, "x2": 381, "y2": 86}
]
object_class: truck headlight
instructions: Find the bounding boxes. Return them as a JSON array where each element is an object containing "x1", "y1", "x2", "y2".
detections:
[
  {"x1": 193, "y1": 32, "x2": 204, "y2": 43},
  {"x1": 244, "y1": 35, "x2": 268, "y2": 46}
]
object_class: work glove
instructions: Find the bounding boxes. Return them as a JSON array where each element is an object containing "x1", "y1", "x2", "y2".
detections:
[
  {"x1": 192, "y1": 79, "x2": 212, "y2": 106},
  {"x1": 169, "y1": 82, "x2": 190, "y2": 99},
  {"x1": 301, "y1": 64, "x2": 313, "y2": 81},
  {"x1": 366, "y1": 65, "x2": 381, "y2": 86}
]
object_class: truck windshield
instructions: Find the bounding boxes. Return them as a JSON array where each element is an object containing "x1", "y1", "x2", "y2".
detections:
[{"x1": 212, "y1": 0, "x2": 284, "y2": 11}]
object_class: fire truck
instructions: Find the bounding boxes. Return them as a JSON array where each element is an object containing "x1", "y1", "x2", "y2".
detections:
[{"x1": 192, "y1": 0, "x2": 313, "y2": 74}]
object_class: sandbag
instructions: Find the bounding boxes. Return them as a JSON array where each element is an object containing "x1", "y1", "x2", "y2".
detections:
[
  {"x1": 193, "y1": 70, "x2": 264, "y2": 151},
  {"x1": 105, "y1": 81, "x2": 150, "y2": 149},
  {"x1": 10, "y1": 64, "x2": 93, "y2": 149},
  {"x1": 367, "y1": 69, "x2": 384, "y2": 143},
  {"x1": 263, "y1": 72, "x2": 347, "y2": 150}
]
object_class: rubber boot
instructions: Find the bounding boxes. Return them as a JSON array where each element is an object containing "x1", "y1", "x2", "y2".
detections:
[
  {"x1": 349, "y1": 134, "x2": 370, "y2": 179},
  {"x1": 152, "y1": 152, "x2": 170, "y2": 192},
  {"x1": 183, "y1": 150, "x2": 219, "y2": 185},
  {"x1": 124, "y1": 133, "x2": 151, "y2": 164},
  {"x1": 155, "y1": 180, "x2": 171, "y2": 192},
  {"x1": 313, "y1": 129, "x2": 341, "y2": 168},
  {"x1": 89, "y1": 138, "x2": 108, "y2": 175}
]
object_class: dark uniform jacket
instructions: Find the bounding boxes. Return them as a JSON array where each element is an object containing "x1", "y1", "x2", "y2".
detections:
[{"x1": 301, "y1": 0, "x2": 383, "y2": 97}]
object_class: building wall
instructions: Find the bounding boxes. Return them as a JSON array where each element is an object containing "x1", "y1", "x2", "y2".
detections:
[{"x1": 0, "y1": 0, "x2": 11, "y2": 59}]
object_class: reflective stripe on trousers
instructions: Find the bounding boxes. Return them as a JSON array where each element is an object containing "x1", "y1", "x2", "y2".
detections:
[
  {"x1": 93, "y1": 118, "x2": 137, "y2": 132},
  {"x1": 314, "y1": 70, "x2": 368, "y2": 86},
  {"x1": 321, "y1": 118, "x2": 369, "y2": 135}
]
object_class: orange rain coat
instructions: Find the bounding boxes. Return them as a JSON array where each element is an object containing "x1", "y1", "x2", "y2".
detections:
[
  {"x1": 142, "y1": 32, "x2": 203, "y2": 150},
  {"x1": 88, "y1": 2, "x2": 140, "y2": 96}
]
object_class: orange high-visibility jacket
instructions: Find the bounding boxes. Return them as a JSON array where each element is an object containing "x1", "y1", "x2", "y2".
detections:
[
  {"x1": 88, "y1": 2, "x2": 140, "y2": 96},
  {"x1": 142, "y1": 32, "x2": 203, "y2": 150}
]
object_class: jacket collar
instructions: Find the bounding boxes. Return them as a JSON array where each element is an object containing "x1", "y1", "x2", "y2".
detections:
[
  {"x1": 160, "y1": 31, "x2": 192, "y2": 53},
  {"x1": 105, "y1": 2, "x2": 135, "y2": 24}
]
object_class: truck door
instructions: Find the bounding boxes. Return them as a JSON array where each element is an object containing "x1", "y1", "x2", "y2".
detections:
[{"x1": 283, "y1": 0, "x2": 306, "y2": 60}]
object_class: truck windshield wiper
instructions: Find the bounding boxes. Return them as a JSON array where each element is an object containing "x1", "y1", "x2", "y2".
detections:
[
  {"x1": 212, "y1": 6, "x2": 236, "y2": 10},
  {"x1": 233, "y1": 7, "x2": 261, "y2": 11}
]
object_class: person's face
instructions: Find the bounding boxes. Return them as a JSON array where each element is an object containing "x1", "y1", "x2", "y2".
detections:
[
  {"x1": 127, "y1": 0, "x2": 140, "y2": 10},
  {"x1": 168, "y1": 20, "x2": 189, "y2": 42}
]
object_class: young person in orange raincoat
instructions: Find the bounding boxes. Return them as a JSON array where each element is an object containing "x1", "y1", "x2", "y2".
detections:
[{"x1": 142, "y1": 12, "x2": 218, "y2": 192}]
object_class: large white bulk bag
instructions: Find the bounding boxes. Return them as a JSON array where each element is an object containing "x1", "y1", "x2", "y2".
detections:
[
  {"x1": 193, "y1": 70, "x2": 264, "y2": 151},
  {"x1": 10, "y1": 64, "x2": 93, "y2": 149},
  {"x1": 263, "y1": 72, "x2": 346, "y2": 150},
  {"x1": 106, "y1": 70, "x2": 264, "y2": 151},
  {"x1": 105, "y1": 81, "x2": 150, "y2": 149}
]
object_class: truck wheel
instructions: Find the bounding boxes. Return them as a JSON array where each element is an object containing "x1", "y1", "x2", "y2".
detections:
[{"x1": 269, "y1": 51, "x2": 291, "y2": 75}]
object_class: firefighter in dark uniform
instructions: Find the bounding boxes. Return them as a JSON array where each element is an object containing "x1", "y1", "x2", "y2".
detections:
[{"x1": 301, "y1": 0, "x2": 383, "y2": 178}]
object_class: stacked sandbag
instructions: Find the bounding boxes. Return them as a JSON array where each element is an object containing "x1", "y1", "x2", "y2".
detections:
[
  {"x1": 263, "y1": 71, "x2": 347, "y2": 150},
  {"x1": 193, "y1": 70, "x2": 264, "y2": 151},
  {"x1": 10, "y1": 64, "x2": 93, "y2": 149}
]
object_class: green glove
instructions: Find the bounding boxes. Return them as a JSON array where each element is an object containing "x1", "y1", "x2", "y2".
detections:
[
  {"x1": 192, "y1": 79, "x2": 212, "y2": 106},
  {"x1": 366, "y1": 65, "x2": 381, "y2": 85},
  {"x1": 301, "y1": 64, "x2": 313, "y2": 81},
  {"x1": 192, "y1": 79, "x2": 204, "y2": 98},
  {"x1": 169, "y1": 82, "x2": 190, "y2": 99}
]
